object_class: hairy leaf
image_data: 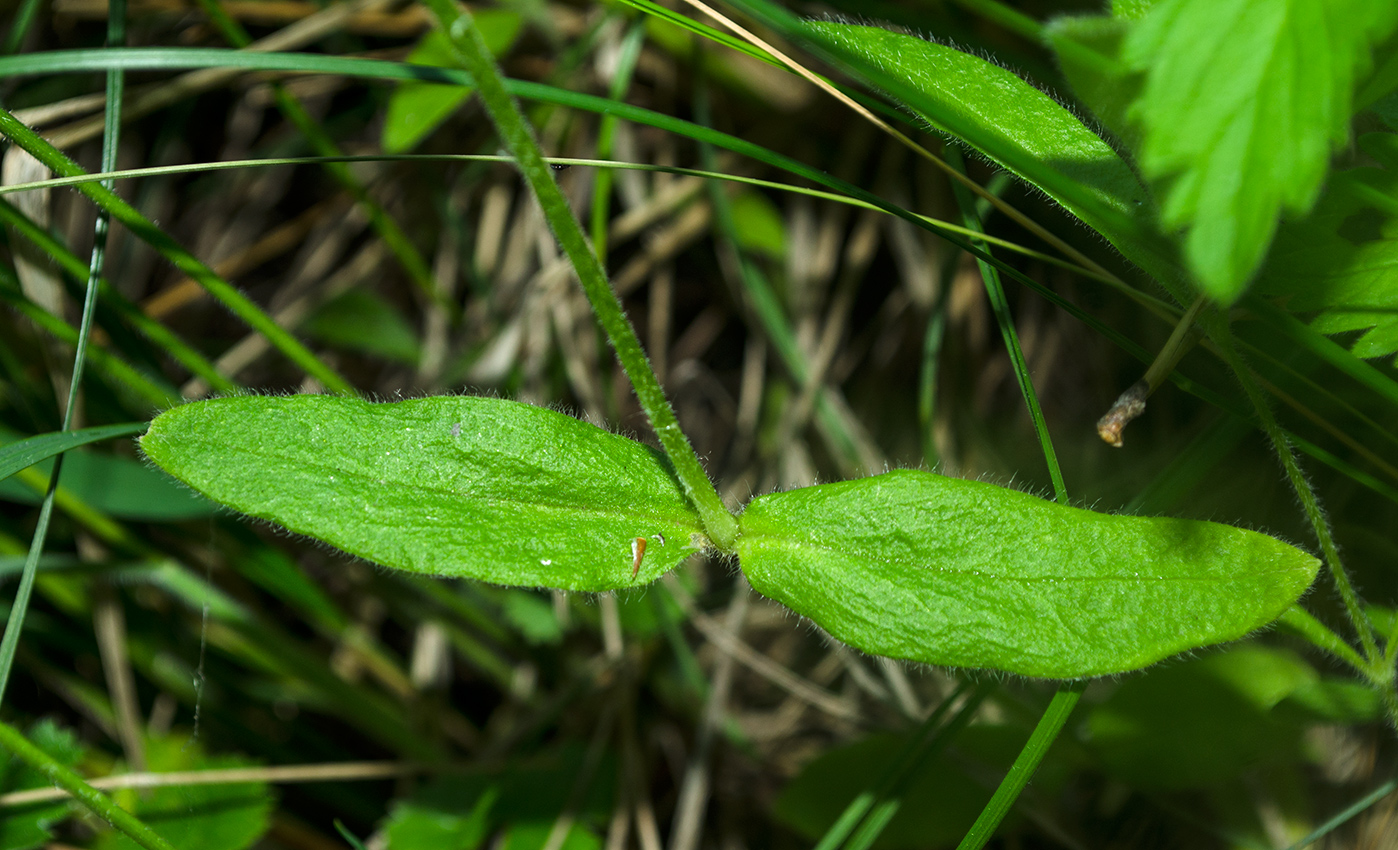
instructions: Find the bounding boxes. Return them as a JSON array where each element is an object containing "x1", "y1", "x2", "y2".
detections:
[
  {"x1": 736, "y1": 470, "x2": 1318, "y2": 678},
  {"x1": 141, "y1": 396, "x2": 706, "y2": 591},
  {"x1": 1045, "y1": 15, "x2": 1143, "y2": 152},
  {"x1": 1124, "y1": 0, "x2": 1398, "y2": 303},
  {"x1": 799, "y1": 21, "x2": 1174, "y2": 286}
]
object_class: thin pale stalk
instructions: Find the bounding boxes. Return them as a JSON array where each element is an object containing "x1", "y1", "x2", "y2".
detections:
[{"x1": 420, "y1": 0, "x2": 738, "y2": 549}]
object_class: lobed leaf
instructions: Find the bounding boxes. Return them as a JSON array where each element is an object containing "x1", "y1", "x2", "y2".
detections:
[
  {"x1": 1124, "y1": 0, "x2": 1398, "y2": 303},
  {"x1": 140, "y1": 396, "x2": 707, "y2": 591},
  {"x1": 736, "y1": 469, "x2": 1318, "y2": 678}
]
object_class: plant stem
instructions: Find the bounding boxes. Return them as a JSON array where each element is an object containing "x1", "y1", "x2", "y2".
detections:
[
  {"x1": 1205, "y1": 312, "x2": 1381, "y2": 667},
  {"x1": 955, "y1": 682, "x2": 1085, "y2": 850},
  {"x1": 421, "y1": 0, "x2": 739, "y2": 551},
  {"x1": 1278, "y1": 606, "x2": 1369, "y2": 677},
  {"x1": 945, "y1": 145, "x2": 1066, "y2": 502},
  {"x1": 0, "y1": 719, "x2": 176, "y2": 850},
  {"x1": 1097, "y1": 295, "x2": 1206, "y2": 447}
]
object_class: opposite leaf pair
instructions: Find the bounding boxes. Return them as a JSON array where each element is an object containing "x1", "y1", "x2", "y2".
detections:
[{"x1": 142, "y1": 395, "x2": 1318, "y2": 679}]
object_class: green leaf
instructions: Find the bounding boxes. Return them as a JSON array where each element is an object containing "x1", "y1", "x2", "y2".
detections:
[
  {"x1": 0, "y1": 720, "x2": 84, "y2": 850},
  {"x1": 303, "y1": 289, "x2": 421, "y2": 366},
  {"x1": 1086, "y1": 646, "x2": 1313, "y2": 789},
  {"x1": 735, "y1": 469, "x2": 1318, "y2": 678},
  {"x1": 0, "y1": 422, "x2": 146, "y2": 482},
  {"x1": 1045, "y1": 15, "x2": 1143, "y2": 151},
  {"x1": 774, "y1": 726, "x2": 1055, "y2": 850},
  {"x1": 798, "y1": 21, "x2": 1172, "y2": 285},
  {"x1": 1278, "y1": 677, "x2": 1383, "y2": 723},
  {"x1": 730, "y1": 190, "x2": 786, "y2": 260},
  {"x1": 1254, "y1": 144, "x2": 1398, "y2": 365},
  {"x1": 384, "y1": 786, "x2": 497, "y2": 850},
  {"x1": 140, "y1": 395, "x2": 707, "y2": 591},
  {"x1": 0, "y1": 427, "x2": 213, "y2": 521},
  {"x1": 1124, "y1": 0, "x2": 1398, "y2": 303},
  {"x1": 381, "y1": 12, "x2": 522, "y2": 154},
  {"x1": 94, "y1": 736, "x2": 272, "y2": 850}
]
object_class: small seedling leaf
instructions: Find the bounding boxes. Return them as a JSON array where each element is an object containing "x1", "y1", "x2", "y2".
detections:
[
  {"x1": 141, "y1": 396, "x2": 706, "y2": 591},
  {"x1": 736, "y1": 469, "x2": 1318, "y2": 678}
]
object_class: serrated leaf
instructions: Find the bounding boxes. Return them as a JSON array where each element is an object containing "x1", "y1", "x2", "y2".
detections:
[
  {"x1": 141, "y1": 396, "x2": 706, "y2": 591},
  {"x1": 1254, "y1": 143, "x2": 1398, "y2": 364},
  {"x1": 736, "y1": 469, "x2": 1318, "y2": 678},
  {"x1": 800, "y1": 22, "x2": 1173, "y2": 284},
  {"x1": 1124, "y1": 0, "x2": 1398, "y2": 303},
  {"x1": 381, "y1": 11, "x2": 522, "y2": 154}
]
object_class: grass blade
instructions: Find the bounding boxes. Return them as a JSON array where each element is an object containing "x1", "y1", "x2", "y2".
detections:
[{"x1": 0, "y1": 423, "x2": 147, "y2": 482}]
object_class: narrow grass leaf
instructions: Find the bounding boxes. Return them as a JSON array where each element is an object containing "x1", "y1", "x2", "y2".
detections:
[
  {"x1": 0, "y1": 423, "x2": 146, "y2": 482},
  {"x1": 736, "y1": 469, "x2": 1319, "y2": 678},
  {"x1": 1124, "y1": 0, "x2": 1398, "y2": 302},
  {"x1": 140, "y1": 396, "x2": 707, "y2": 591}
]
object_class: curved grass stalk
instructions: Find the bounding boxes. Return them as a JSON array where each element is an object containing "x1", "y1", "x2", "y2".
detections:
[
  {"x1": 946, "y1": 145, "x2": 1066, "y2": 501},
  {"x1": 954, "y1": 682, "x2": 1085, "y2": 850},
  {"x1": 0, "y1": 9, "x2": 176, "y2": 846},
  {"x1": 420, "y1": 0, "x2": 739, "y2": 551},
  {"x1": 0, "y1": 107, "x2": 355, "y2": 396},
  {"x1": 0, "y1": 271, "x2": 180, "y2": 408},
  {"x1": 0, "y1": 197, "x2": 237, "y2": 395},
  {"x1": 0, "y1": 154, "x2": 1111, "y2": 283},
  {"x1": 0, "y1": 4, "x2": 129, "y2": 711}
]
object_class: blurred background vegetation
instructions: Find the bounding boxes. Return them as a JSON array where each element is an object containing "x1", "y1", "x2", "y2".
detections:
[{"x1": 0, "y1": 0, "x2": 1396, "y2": 848}]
